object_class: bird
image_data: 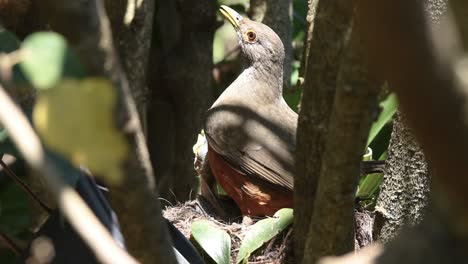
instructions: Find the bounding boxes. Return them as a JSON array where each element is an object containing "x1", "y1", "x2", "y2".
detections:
[
  {"x1": 204, "y1": 5, "x2": 296, "y2": 216},
  {"x1": 204, "y1": 5, "x2": 383, "y2": 216}
]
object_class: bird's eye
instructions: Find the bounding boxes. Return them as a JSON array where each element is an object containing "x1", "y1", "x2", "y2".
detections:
[{"x1": 245, "y1": 30, "x2": 257, "y2": 42}]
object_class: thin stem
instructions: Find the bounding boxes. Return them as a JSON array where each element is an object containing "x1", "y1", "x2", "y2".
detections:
[
  {"x1": 0, "y1": 232, "x2": 22, "y2": 256},
  {"x1": 0, "y1": 157, "x2": 52, "y2": 213}
]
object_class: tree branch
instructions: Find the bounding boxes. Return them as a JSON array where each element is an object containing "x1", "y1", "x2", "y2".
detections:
[
  {"x1": 295, "y1": 1, "x2": 354, "y2": 259},
  {"x1": 302, "y1": 10, "x2": 380, "y2": 262},
  {"x1": 147, "y1": 0, "x2": 216, "y2": 201},
  {"x1": 0, "y1": 83, "x2": 137, "y2": 264},
  {"x1": 104, "y1": 0, "x2": 155, "y2": 132}
]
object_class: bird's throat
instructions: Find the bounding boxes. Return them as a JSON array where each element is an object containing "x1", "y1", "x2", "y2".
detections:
[{"x1": 247, "y1": 61, "x2": 284, "y2": 96}]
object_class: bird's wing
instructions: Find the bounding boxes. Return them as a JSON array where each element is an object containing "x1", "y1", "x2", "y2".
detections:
[{"x1": 206, "y1": 129, "x2": 294, "y2": 191}]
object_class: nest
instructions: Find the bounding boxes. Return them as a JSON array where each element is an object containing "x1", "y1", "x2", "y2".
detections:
[{"x1": 163, "y1": 198, "x2": 294, "y2": 264}]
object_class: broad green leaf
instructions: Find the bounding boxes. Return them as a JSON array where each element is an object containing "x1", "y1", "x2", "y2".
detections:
[
  {"x1": 356, "y1": 173, "x2": 383, "y2": 199},
  {"x1": 191, "y1": 219, "x2": 231, "y2": 264},
  {"x1": 20, "y1": 32, "x2": 85, "y2": 89},
  {"x1": 283, "y1": 87, "x2": 301, "y2": 113},
  {"x1": 236, "y1": 208, "x2": 293, "y2": 263},
  {"x1": 33, "y1": 78, "x2": 128, "y2": 184},
  {"x1": 367, "y1": 94, "x2": 398, "y2": 146},
  {"x1": 20, "y1": 32, "x2": 67, "y2": 89}
]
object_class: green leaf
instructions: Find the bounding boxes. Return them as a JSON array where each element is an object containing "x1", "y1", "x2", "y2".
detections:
[
  {"x1": 283, "y1": 87, "x2": 302, "y2": 113},
  {"x1": 367, "y1": 93, "x2": 398, "y2": 146},
  {"x1": 356, "y1": 173, "x2": 383, "y2": 199},
  {"x1": 33, "y1": 78, "x2": 128, "y2": 184},
  {"x1": 191, "y1": 220, "x2": 231, "y2": 264},
  {"x1": 20, "y1": 32, "x2": 85, "y2": 89},
  {"x1": 20, "y1": 32, "x2": 67, "y2": 89},
  {"x1": 236, "y1": 208, "x2": 293, "y2": 263}
]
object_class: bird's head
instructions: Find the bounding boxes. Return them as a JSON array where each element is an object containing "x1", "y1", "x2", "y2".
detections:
[{"x1": 220, "y1": 5, "x2": 285, "y2": 68}]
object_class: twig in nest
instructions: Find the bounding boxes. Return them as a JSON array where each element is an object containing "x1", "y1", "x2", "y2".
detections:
[{"x1": 264, "y1": 232, "x2": 278, "y2": 254}]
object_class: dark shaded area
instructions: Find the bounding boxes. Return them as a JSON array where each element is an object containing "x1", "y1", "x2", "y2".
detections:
[
  {"x1": 148, "y1": 0, "x2": 216, "y2": 202},
  {"x1": 376, "y1": 206, "x2": 468, "y2": 264},
  {"x1": 104, "y1": 0, "x2": 155, "y2": 125},
  {"x1": 20, "y1": 175, "x2": 121, "y2": 264},
  {"x1": 19, "y1": 174, "x2": 202, "y2": 264}
]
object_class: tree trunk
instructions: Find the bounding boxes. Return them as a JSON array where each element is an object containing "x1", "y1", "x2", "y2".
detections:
[
  {"x1": 294, "y1": 1, "x2": 354, "y2": 260},
  {"x1": 318, "y1": 0, "x2": 468, "y2": 262},
  {"x1": 104, "y1": 0, "x2": 155, "y2": 133},
  {"x1": 373, "y1": 113, "x2": 430, "y2": 243},
  {"x1": 301, "y1": 9, "x2": 381, "y2": 263},
  {"x1": 147, "y1": 0, "x2": 216, "y2": 201}
]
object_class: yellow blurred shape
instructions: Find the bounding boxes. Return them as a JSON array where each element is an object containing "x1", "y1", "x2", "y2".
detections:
[{"x1": 33, "y1": 78, "x2": 128, "y2": 184}]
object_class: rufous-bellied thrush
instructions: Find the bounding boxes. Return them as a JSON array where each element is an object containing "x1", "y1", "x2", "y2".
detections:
[{"x1": 204, "y1": 5, "x2": 383, "y2": 216}]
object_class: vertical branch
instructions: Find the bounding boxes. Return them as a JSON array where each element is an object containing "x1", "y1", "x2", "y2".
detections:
[
  {"x1": 104, "y1": 0, "x2": 155, "y2": 132},
  {"x1": 41, "y1": 0, "x2": 176, "y2": 262},
  {"x1": 302, "y1": 11, "x2": 380, "y2": 262},
  {"x1": 294, "y1": 1, "x2": 354, "y2": 259},
  {"x1": 147, "y1": 0, "x2": 216, "y2": 201},
  {"x1": 297, "y1": 0, "x2": 319, "y2": 85}
]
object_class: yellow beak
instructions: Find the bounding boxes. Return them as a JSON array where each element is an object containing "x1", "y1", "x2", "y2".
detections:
[{"x1": 219, "y1": 5, "x2": 243, "y2": 30}]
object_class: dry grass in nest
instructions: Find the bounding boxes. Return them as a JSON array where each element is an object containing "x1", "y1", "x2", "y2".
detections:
[{"x1": 163, "y1": 198, "x2": 294, "y2": 264}]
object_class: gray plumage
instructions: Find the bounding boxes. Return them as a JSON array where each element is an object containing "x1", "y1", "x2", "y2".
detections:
[{"x1": 204, "y1": 14, "x2": 297, "y2": 191}]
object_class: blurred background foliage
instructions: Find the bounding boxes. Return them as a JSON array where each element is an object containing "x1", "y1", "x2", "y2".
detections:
[{"x1": 0, "y1": 0, "x2": 396, "y2": 262}]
